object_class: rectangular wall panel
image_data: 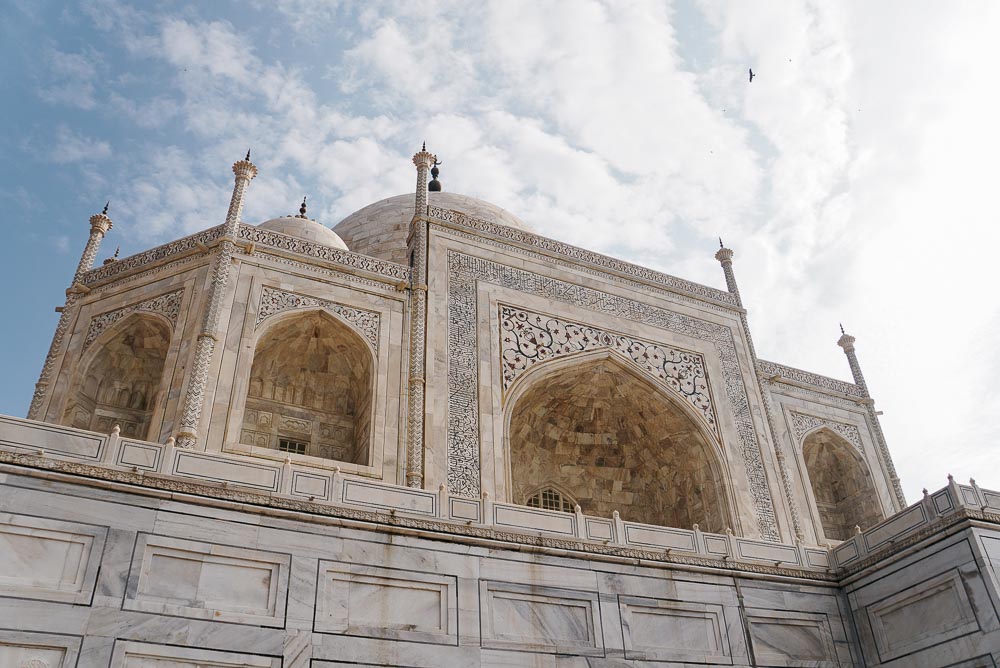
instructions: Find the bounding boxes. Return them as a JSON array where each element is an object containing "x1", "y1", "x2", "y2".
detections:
[
  {"x1": 124, "y1": 534, "x2": 289, "y2": 627},
  {"x1": 0, "y1": 415, "x2": 106, "y2": 461},
  {"x1": 110, "y1": 640, "x2": 279, "y2": 667},
  {"x1": 867, "y1": 569, "x2": 980, "y2": 662},
  {"x1": 619, "y1": 595, "x2": 732, "y2": 664},
  {"x1": 0, "y1": 630, "x2": 82, "y2": 668},
  {"x1": 0, "y1": 512, "x2": 105, "y2": 604},
  {"x1": 746, "y1": 609, "x2": 838, "y2": 668},
  {"x1": 480, "y1": 581, "x2": 603, "y2": 656},
  {"x1": 315, "y1": 560, "x2": 458, "y2": 644}
]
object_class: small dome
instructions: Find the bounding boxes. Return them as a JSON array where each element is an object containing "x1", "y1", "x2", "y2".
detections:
[
  {"x1": 257, "y1": 216, "x2": 349, "y2": 250},
  {"x1": 334, "y1": 192, "x2": 531, "y2": 265}
]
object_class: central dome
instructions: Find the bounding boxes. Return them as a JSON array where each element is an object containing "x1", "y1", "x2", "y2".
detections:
[{"x1": 334, "y1": 192, "x2": 531, "y2": 265}]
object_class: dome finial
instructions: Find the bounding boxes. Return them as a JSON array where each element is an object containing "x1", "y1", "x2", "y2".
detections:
[
  {"x1": 113, "y1": 246, "x2": 119, "y2": 258},
  {"x1": 298, "y1": 196, "x2": 307, "y2": 218},
  {"x1": 719, "y1": 236, "x2": 724, "y2": 249},
  {"x1": 840, "y1": 323, "x2": 845, "y2": 335},
  {"x1": 428, "y1": 158, "x2": 442, "y2": 192},
  {"x1": 245, "y1": 148, "x2": 251, "y2": 161},
  {"x1": 102, "y1": 201, "x2": 109, "y2": 216},
  {"x1": 422, "y1": 141, "x2": 426, "y2": 152}
]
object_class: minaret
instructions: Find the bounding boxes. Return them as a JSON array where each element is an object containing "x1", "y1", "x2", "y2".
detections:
[
  {"x1": 27, "y1": 203, "x2": 114, "y2": 420},
  {"x1": 175, "y1": 151, "x2": 257, "y2": 449},
  {"x1": 836, "y1": 324, "x2": 869, "y2": 396},
  {"x1": 715, "y1": 238, "x2": 803, "y2": 540},
  {"x1": 412, "y1": 142, "x2": 435, "y2": 215},
  {"x1": 714, "y1": 238, "x2": 742, "y2": 305},
  {"x1": 404, "y1": 143, "x2": 437, "y2": 487}
]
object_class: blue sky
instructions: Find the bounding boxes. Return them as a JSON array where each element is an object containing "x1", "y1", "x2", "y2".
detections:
[{"x1": 1, "y1": 1, "x2": 998, "y2": 500}]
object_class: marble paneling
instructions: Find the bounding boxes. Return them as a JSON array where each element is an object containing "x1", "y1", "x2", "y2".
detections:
[
  {"x1": 479, "y1": 581, "x2": 603, "y2": 656},
  {"x1": 0, "y1": 512, "x2": 105, "y2": 604},
  {"x1": 0, "y1": 630, "x2": 81, "y2": 668},
  {"x1": 619, "y1": 595, "x2": 733, "y2": 663},
  {"x1": 341, "y1": 479, "x2": 437, "y2": 516},
  {"x1": 623, "y1": 523, "x2": 698, "y2": 551},
  {"x1": 116, "y1": 439, "x2": 162, "y2": 471},
  {"x1": 863, "y1": 504, "x2": 928, "y2": 551},
  {"x1": 492, "y1": 502, "x2": 576, "y2": 536},
  {"x1": 746, "y1": 609, "x2": 838, "y2": 668},
  {"x1": 172, "y1": 451, "x2": 280, "y2": 491},
  {"x1": 315, "y1": 560, "x2": 458, "y2": 644},
  {"x1": 0, "y1": 415, "x2": 106, "y2": 461},
  {"x1": 867, "y1": 569, "x2": 980, "y2": 661},
  {"x1": 448, "y1": 497, "x2": 481, "y2": 522},
  {"x1": 110, "y1": 640, "x2": 280, "y2": 667},
  {"x1": 124, "y1": 534, "x2": 289, "y2": 627}
]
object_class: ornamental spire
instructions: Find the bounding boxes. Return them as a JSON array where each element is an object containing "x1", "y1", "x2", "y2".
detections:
[
  {"x1": 714, "y1": 239, "x2": 741, "y2": 305},
  {"x1": 836, "y1": 324, "x2": 868, "y2": 395},
  {"x1": 297, "y1": 196, "x2": 308, "y2": 218}
]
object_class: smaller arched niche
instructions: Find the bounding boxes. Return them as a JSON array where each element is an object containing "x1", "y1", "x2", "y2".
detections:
[
  {"x1": 64, "y1": 315, "x2": 171, "y2": 439},
  {"x1": 803, "y1": 429, "x2": 884, "y2": 541},
  {"x1": 242, "y1": 311, "x2": 373, "y2": 465}
]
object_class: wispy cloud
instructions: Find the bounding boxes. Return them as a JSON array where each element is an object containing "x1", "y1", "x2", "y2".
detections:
[
  {"x1": 37, "y1": 47, "x2": 100, "y2": 109},
  {"x1": 49, "y1": 125, "x2": 111, "y2": 163}
]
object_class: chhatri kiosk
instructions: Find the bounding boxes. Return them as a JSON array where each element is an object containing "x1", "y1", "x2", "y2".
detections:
[{"x1": 1, "y1": 147, "x2": 998, "y2": 666}]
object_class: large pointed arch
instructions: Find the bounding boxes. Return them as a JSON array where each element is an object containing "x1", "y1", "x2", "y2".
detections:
[
  {"x1": 504, "y1": 350, "x2": 736, "y2": 533},
  {"x1": 63, "y1": 312, "x2": 173, "y2": 440},
  {"x1": 239, "y1": 308, "x2": 375, "y2": 465},
  {"x1": 802, "y1": 427, "x2": 884, "y2": 542}
]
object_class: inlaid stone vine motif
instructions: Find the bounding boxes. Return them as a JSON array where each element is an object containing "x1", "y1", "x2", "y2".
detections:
[
  {"x1": 256, "y1": 286, "x2": 380, "y2": 349},
  {"x1": 788, "y1": 411, "x2": 863, "y2": 451},
  {"x1": 448, "y1": 251, "x2": 779, "y2": 541},
  {"x1": 757, "y1": 359, "x2": 864, "y2": 398},
  {"x1": 500, "y1": 305, "x2": 718, "y2": 436},
  {"x1": 83, "y1": 289, "x2": 184, "y2": 350}
]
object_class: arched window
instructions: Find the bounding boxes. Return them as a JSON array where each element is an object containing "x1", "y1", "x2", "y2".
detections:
[
  {"x1": 524, "y1": 486, "x2": 577, "y2": 513},
  {"x1": 63, "y1": 315, "x2": 171, "y2": 440},
  {"x1": 507, "y1": 356, "x2": 731, "y2": 532},
  {"x1": 241, "y1": 311, "x2": 373, "y2": 465},
  {"x1": 803, "y1": 429, "x2": 884, "y2": 541}
]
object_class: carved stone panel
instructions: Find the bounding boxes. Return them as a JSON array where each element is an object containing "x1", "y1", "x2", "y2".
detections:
[
  {"x1": 256, "y1": 286, "x2": 380, "y2": 349},
  {"x1": 788, "y1": 411, "x2": 863, "y2": 451},
  {"x1": 83, "y1": 289, "x2": 183, "y2": 350}
]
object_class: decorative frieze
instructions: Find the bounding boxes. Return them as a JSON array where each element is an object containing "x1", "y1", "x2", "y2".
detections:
[
  {"x1": 448, "y1": 251, "x2": 779, "y2": 541},
  {"x1": 757, "y1": 359, "x2": 865, "y2": 398},
  {"x1": 429, "y1": 206, "x2": 737, "y2": 307},
  {"x1": 499, "y1": 305, "x2": 718, "y2": 436},
  {"x1": 238, "y1": 224, "x2": 410, "y2": 282},
  {"x1": 788, "y1": 411, "x2": 864, "y2": 451},
  {"x1": 79, "y1": 225, "x2": 225, "y2": 286},
  {"x1": 83, "y1": 289, "x2": 184, "y2": 350},
  {"x1": 256, "y1": 286, "x2": 380, "y2": 349}
]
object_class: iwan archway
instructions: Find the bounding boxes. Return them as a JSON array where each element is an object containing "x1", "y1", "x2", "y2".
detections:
[{"x1": 505, "y1": 352, "x2": 734, "y2": 533}]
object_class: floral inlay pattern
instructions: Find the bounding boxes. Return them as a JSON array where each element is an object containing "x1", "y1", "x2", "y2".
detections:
[
  {"x1": 256, "y1": 286, "x2": 380, "y2": 349},
  {"x1": 83, "y1": 289, "x2": 183, "y2": 350},
  {"x1": 789, "y1": 411, "x2": 864, "y2": 451},
  {"x1": 500, "y1": 305, "x2": 717, "y2": 436}
]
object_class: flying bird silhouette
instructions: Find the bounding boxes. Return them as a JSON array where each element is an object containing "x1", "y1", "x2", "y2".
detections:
[{"x1": 748, "y1": 68, "x2": 755, "y2": 82}]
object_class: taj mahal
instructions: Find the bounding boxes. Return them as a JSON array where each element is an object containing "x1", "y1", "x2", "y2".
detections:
[{"x1": 0, "y1": 146, "x2": 997, "y2": 667}]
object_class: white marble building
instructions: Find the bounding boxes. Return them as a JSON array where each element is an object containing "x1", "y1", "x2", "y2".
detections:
[{"x1": 1, "y1": 147, "x2": 998, "y2": 666}]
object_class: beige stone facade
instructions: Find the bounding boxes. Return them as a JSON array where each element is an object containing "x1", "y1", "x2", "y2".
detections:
[{"x1": 4, "y1": 150, "x2": 997, "y2": 666}]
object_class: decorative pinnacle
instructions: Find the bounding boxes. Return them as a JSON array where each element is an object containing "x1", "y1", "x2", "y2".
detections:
[
  {"x1": 422, "y1": 141, "x2": 426, "y2": 151},
  {"x1": 719, "y1": 237, "x2": 724, "y2": 249},
  {"x1": 298, "y1": 196, "x2": 307, "y2": 218},
  {"x1": 840, "y1": 323, "x2": 845, "y2": 335},
  {"x1": 837, "y1": 325, "x2": 856, "y2": 351},
  {"x1": 102, "y1": 201, "x2": 109, "y2": 216},
  {"x1": 245, "y1": 148, "x2": 251, "y2": 161},
  {"x1": 428, "y1": 158, "x2": 442, "y2": 192}
]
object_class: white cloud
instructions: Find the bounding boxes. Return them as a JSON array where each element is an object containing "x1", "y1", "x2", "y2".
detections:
[
  {"x1": 49, "y1": 125, "x2": 112, "y2": 163},
  {"x1": 38, "y1": 48, "x2": 100, "y2": 109}
]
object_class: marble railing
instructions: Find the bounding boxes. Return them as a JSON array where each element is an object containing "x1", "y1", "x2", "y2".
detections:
[{"x1": 1, "y1": 414, "x2": 993, "y2": 577}]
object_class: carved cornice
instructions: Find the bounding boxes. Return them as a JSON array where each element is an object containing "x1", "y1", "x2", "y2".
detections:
[
  {"x1": 426, "y1": 207, "x2": 738, "y2": 308},
  {"x1": 80, "y1": 225, "x2": 226, "y2": 286},
  {"x1": 788, "y1": 410, "x2": 863, "y2": 451},
  {"x1": 83, "y1": 289, "x2": 184, "y2": 350},
  {"x1": 256, "y1": 286, "x2": 380, "y2": 349},
  {"x1": 238, "y1": 224, "x2": 410, "y2": 282},
  {"x1": 757, "y1": 359, "x2": 864, "y2": 398}
]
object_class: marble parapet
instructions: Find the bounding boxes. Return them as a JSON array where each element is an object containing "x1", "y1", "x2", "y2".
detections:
[{"x1": 757, "y1": 359, "x2": 866, "y2": 399}]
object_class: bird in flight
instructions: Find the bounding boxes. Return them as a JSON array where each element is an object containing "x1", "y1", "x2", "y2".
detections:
[{"x1": 748, "y1": 68, "x2": 755, "y2": 82}]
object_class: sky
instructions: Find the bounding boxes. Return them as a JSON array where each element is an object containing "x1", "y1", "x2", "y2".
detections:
[{"x1": 0, "y1": 0, "x2": 997, "y2": 503}]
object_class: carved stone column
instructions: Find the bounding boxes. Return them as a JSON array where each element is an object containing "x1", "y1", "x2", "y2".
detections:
[
  {"x1": 715, "y1": 242, "x2": 803, "y2": 540},
  {"x1": 838, "y1": 327, "x2": 906, "y2": 507},
  {"x1": 27, "y1": 206, "x2": 113, "y2": 420},
  {"x1": 405, "y1": 145, "x2": 436, "y2": 488},
  {"x1": 175, "y1": 155, "x2": 257, "y2": 449}
]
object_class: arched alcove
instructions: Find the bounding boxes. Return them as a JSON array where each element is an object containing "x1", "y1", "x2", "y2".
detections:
[
  {"x1": 507, "y1": 356, "x2": 731, "y2": 532},
  {"x1": 241, "y1": 311, "x2": 373, "y2": 465},
  {"x1": 803, "y1": 429, "x2": 884, "y2": 541},
  {"x1": 64, "y1": 315, "x2": 171, "y2": 439}
]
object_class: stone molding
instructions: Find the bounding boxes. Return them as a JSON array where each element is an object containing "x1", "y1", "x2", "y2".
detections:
[
  {"x1": 427, "y1": 206, "x2": 737, "y2": 308},
  {"x1": 757, "y1": 359, "x2": 864, "y2": 398},
  {"x1": 256, "y1": 286, "x2": 380, "y2": 349},
  {"x1": 238, "y1": 224, "x2": 410, "y2": 282},
  {"x1": 448, "y1": 251, "x2": 779, "y2": 541},
  {"x1": 788, "y1": 411, "x2": 863, "y2": 451},
  {"x1": 499, "y1": 304, "x2": 719, "y2": 437},
  {"x1": 83, "y1": 289, "x2": 184, "y2": 350},
  {"x1": 79, "y1": 225, "x2": 225, "y2": 286}
]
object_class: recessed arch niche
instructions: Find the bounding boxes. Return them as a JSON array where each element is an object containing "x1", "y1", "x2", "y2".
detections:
[
  {"x1": 241, "y1": 310, "x2": 373, "y2": 465},
  {"x1": 506, "y1": 354, "x2": 732, "y2": 532},
  {"x1": 63, "y1": 314, "x2": 171, "y2": 440},
  {"x1": 802, "y1": 428, "x2": 884, "y2": 541}
]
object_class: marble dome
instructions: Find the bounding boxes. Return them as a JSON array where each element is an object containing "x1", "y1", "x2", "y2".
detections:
[
  {"x1": 257, "y1": 215, "x2": 349, "y2": 250},
  {"x1": 334, "y1": 192, "x2": 531, "y2": 265}
]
